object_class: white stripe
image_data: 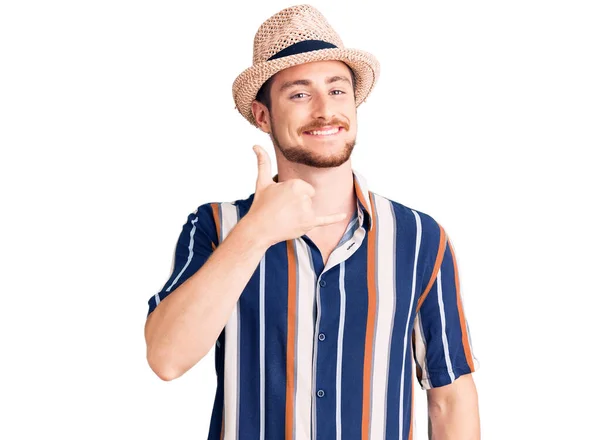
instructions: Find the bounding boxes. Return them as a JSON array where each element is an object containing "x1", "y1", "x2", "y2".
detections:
[
  {"x1": 164, "y1": 217, "x2": 199, "y2": 293},
  {"x1": 295, "y1": 239, "x2": 315, "y2": 440},
  {"x1": 336, "y1": 262, "x2": 347, "y2": 440},
  {"x1": 399, "y1": 210, "x2": 422, "y2": 439},
  {"x1": 259, "y1": 254, "x2": 266, "y2": 440},
  {"x1": 369, "y1": 196, "x2": 396, "y2": 440},
  {"x1": 221, "y1": 203, "x2": 241, "y2": 440},
  {"x1": 436, "y1": 271, "x2": 456, "y2": 382}
]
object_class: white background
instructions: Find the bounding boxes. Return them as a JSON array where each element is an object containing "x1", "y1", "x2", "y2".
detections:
[{"x1": 1, "y1": 0, "x2": 598, "y2": 439}]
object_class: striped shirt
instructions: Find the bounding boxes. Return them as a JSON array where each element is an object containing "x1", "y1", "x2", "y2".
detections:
[{"x1": 147, "y1": 170, "x2": 479, "y2": 440}]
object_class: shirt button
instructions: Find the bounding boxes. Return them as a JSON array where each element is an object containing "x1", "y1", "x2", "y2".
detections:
[
  {"x1": 317, "y1": 389, "x2": 325, "y2": 398},
  {"x1": 318, "y1": 333, "x2": 326, "y2": 341},
  {"x1": 319, "y1": 280, "x2": 326, "y2": 287}
]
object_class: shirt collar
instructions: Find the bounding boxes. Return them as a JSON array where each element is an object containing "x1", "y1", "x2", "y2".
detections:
[
  {"x1": 271, "y1": 170, "x2": 374, "y2": 232},
  {"x1": 352, "y1": 170, "x2": 374, "y2": 231}
]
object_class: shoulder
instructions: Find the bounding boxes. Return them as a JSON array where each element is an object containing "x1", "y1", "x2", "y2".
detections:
[
  {"x1": 371, "y1": 192, "x2": 447, "y2": 258},
  {"x1": 188, "y1": 192, "x2": 255, "y2": 240},
  {"x1": 195, "y1": 193, "x2": 255, "y2": 220},
  {"x1": 372, "y1": 192, "x2": 445, "y2": 238}
]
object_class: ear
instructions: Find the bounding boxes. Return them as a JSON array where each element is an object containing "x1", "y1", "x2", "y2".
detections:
[{"x1": 251, "y1": 100, "x2": 271, "y2": 134}]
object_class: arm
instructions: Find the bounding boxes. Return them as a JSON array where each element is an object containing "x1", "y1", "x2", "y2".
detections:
[
  {"x1": 145, "y1": 145, "x2": 348, "y2": 382},
  {"x1": 144, "y1": 215, "x2": 269, "y2": 381},
  {"x1": 412, "y1": 219, "x2": 480, "y2": 439},
  {"x1": 427, "y1": 374, "x2": 480, "y2": 440}
]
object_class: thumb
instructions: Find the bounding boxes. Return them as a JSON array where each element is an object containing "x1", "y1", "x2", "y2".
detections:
[{"x1": 253, "y1": 145, "x2": 273, "y2": 190}]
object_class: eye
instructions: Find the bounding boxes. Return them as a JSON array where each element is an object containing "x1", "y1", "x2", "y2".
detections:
[
  {"x1": 331, "y1": 90, "x2": 346, "y2": 95},
  {"x1": 291, "y1": 92, "x2": 309, "y2": 99}
]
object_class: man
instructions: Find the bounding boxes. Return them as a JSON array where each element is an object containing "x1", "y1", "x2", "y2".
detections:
[{"x1": 144, "y1": 4, "x2": 480, "y2": 439}]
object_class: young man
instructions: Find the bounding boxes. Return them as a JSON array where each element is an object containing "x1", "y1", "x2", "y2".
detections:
[{"x1": 144, "y1": 4, "x2": 480, "y2": 440}]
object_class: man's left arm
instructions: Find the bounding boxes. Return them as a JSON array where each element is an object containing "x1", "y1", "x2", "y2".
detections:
[
  {"x1": 426, "y1": 374, "x2": 480, "y2": 440},
  {"x1": 413, "y1": 226, "x2": 480, "y2": 439}
]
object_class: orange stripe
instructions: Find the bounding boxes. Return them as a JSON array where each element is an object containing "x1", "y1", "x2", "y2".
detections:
[
  {"x1": 211, "y1": 203, "x2": 222, "y2": 243},
  {"x1": 448, "y1": 240, "x2": 476, "y2": 371},
  {"x1": 354, "y1": 179, "x2": 371, "y2": 220},
  {"x1": 416, "y1": 225, "x2": 447, "y2": 312},
  {"x1": 362, "y1": 192, "x2": 377, "y2": 440},
  {"x1": 285, "y1": 240, "x2": 297, "y2": 440}
]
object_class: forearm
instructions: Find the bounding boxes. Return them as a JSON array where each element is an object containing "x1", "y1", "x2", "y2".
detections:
[
  {"x1": 145, "y1": 215, "x2": 269, "y2": 380},
  {"x1": 428, "y1": 382, "x2": 480, "y2": 440}
]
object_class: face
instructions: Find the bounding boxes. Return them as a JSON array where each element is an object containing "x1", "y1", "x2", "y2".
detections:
[{"x1": 252, "y1": 60, "x2": 358, "y2": 169}]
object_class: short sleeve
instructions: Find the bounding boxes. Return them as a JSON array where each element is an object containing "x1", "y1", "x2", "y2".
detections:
[
  {"x1": 146, "y1": 203, "x2": 219, "y2": 317},
  {"x1": 413, "y1": 233, "x2": 479, "y2": 390}
]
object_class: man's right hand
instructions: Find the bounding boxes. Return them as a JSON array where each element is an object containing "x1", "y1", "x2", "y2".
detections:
[{"x1": 244, "y1": 145, "x2": 348, "y2": 247}]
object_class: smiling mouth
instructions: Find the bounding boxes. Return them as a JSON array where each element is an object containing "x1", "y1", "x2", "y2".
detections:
[{"x1": 303, "y1": 127, "x2": 343, "y2": 137}]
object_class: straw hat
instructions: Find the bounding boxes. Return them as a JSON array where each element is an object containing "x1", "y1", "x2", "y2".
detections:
[{"x1": 232, "y1": 4, "x2": 380, "y2": 127}]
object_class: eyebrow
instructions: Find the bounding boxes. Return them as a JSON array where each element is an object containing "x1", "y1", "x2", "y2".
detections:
[{"x1": 279, "y1": 75, "x2": 351, "y2": 92}]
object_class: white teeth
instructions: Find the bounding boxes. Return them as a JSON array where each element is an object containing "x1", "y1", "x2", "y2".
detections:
[{"x1": 308, "y1": 128, "x2": 339, "y2": 136}]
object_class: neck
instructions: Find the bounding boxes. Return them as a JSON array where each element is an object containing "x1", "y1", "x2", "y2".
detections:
[{"x1": 276, "y1": 160, "x2": 356, "y2": 221}]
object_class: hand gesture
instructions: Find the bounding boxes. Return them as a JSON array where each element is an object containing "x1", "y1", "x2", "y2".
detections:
[{"x1": 246, "y1": 145, "x2": 348, "y2": 246}]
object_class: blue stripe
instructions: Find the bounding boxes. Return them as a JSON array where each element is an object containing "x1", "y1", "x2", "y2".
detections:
[
  {"x1": 237, "y1": 208, "x2": 263, "y2": 437},
  {"x1": 340, "y1": 236, "x2": 369, "y2": 440},
  {"x1": 314, "y1": 244, "x2": 342, "y2": 439},
  {"x1": 147, "y1": 205, "x2": 217, "y2": 316},
  {"x1": 385, "y1": 205, "x2": 419, "y2": 438},
  {"x1": 437, "y1": 245, "x2": 470, "y2": 382},
  {"x1": 263, "y1": 240, "x2": 290, "y2": 439}
]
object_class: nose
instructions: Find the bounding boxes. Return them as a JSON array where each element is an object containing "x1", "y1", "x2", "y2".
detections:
[{"x1": 310, "y1": 91, "x2": 335, "y2": 121}]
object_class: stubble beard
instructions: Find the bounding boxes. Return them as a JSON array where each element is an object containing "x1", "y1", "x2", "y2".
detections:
[{"x1": 270, "y1": 117, "x2": 356, "y2": 169}]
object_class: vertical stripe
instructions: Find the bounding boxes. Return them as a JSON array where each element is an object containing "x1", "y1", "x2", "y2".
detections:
[
  {"x1": 416, "y1": 226, "x2": 446, "y2": 311},
  {"x1": 216, "y1": 201, "x2": 224, "y2": 440},
  {"x1": 448, "y1": 240, "x2": 476, "y2": 371},
  {"x1": 369, "y1": 196, "x2": 396, "y2": 440},
  {"x1": 294, "y1": 239, "x2": 315, "y2": 440},
  {"x1": 221, "y1": 203, "x2": 241, "y2": 440},
  {"x1": 259, "y1": 255, "x2": 266, "y2": 440},
  {"x1": 285, "y1": 240, "x2": 298, "y2": 440},
  {"x1": 305, "y1": 246, "x2": 318, "y2": 440},
  {"x1": 336, "y1": 262, "x2": 347, "y2": 440},
  {"x1": 163, "y1": 216, "x2": 199, "y2": 294},
  {"x1": 399, "y1": 210, "x2": 422, "y2": 439},
  {"x1": 436, "y1": 271, "x2": 456, "y2": 382},
  {"x1": 362, "y1": 192, "x2": 378, "y2": 439},
  {"x1": 235, "y1": 205, "x2": 241, "y2": 437}
]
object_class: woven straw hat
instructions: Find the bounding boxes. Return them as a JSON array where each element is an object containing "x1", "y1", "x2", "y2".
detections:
[{"x1": 232, "y1": 4, "x2": 380, "y2": 127}]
